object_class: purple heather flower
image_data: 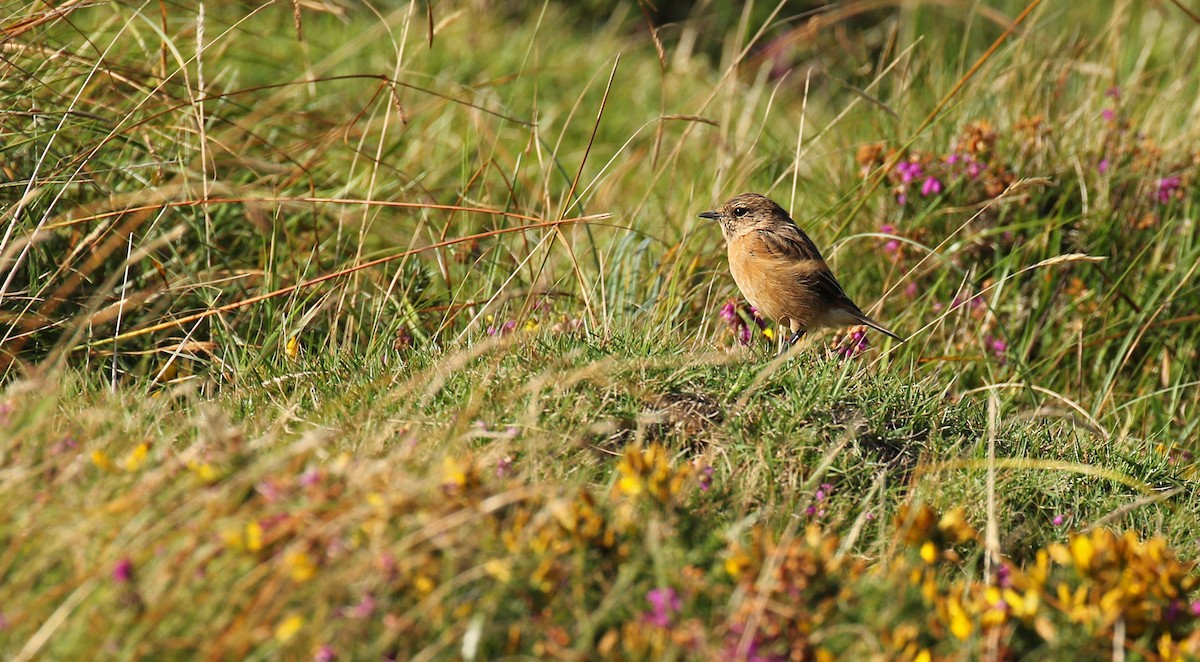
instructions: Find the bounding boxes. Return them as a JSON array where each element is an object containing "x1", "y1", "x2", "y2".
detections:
[
  {"x1": 895, "y1": 192, "x2": 907, "y2": 206},
  {"x1": 989, "y1": 337, "x2": 1007, "y2": 357},
  {"x1": 996, "y1": 564, "x2": 1012, "y2": 589},
  {"x1": 496, "y1": 455, "x2": 514, "y2": 478},
  {"x1": 1098, "y1": 158, "x2": 1110, "y2": 174},
  {"x1": 644, "y1": 588, "x2": 681, "y2": 628},
  {"x1": 815, "y1": 483, "x2": 833, "y2": 502},
  {"x1": 896, "y1": 160, "x2": 924, "y2": 183},
  {"x1": 314, "y1": 645, "x2": 336, "y2": 662},
  {"x1": 946, "y1": 153, "x2": 962, "y2": 165},
  {"x1": 1155, "y1": 176, "x2": 1182, "y2": 204},
  {"x1": 1101, "y1": 108, "x2": 1115, "y2": 122},
  {"x1": 350, "y1": 594, "x2": 376, "y2": 620},
  {"x1": 719, "y1": 301, "x2": 737, "y2": 324},
  {"x1": 112, "y1": 558, "x2": 133, "y2": 583},
  {"x1": 299, "y1": 468, "x2": 321, "y2": 487},
  {"x1": 698, "y1": 464, "x2": 714, "y2": 492},
  {"x1": 966, "y1": 160, "x2": 985, "y2": 179},
  {"x1": 1191, "y1": 600, "x2": 1200, "y2": 616},
  {"x1": 920, "y1": 177, "x2": 943, "y2": 197},
  {"x1": 1053, "y1": 514, "x2": 1065, "y2": 527},
  {"x1": 1165, "y1": 601, "x2": 1183, "y2": 622}
]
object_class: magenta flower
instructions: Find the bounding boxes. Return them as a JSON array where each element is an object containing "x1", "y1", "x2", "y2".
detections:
[
  {"x1": 349, "y1": 594, "x2": 376, "y2": 620},
  {"x1": 314, "y1": 645, "x2": 336, "y2": 662},
  {"x1": 896, "y1": 160, "x2": 924, "y2": 183},
  {"x1": 112, "y1": 558, "x2": 134, "y2": 583},
  {"x1": 837, "y1": 330, "x2": 869, "y2": 359},
  {"x1": 496, "y1": 455, "x2": 514, "y2": 478},
  {"x1": 920, "y1": 177, "x2": 943, "y2": 197},
  {"x1": 719, "y1": 301, "x2": 737, "y2": 324},
  {"x1": 966, "y1": 160, "x2": 985, "y2": 178},
  {"x1": 895, "y1": 192, "x2": 907, "y2": 206},
  {"x1": 644, "y1": 587, "x2": 681, "y2": 628},
  {"x1": 1155, "y1": 176, "x2": 1182, "y2": 204},
  {"x1": 698, "y1": 464, "x2": 714, "y2": 492},
  {"x1": 946, "y1": 153, "x2": 962, "y2": 165},
  {"x1": 1098, "y1": 157, "x2": 1110, "y2": 174},
  {"x1": 1101, "y1": 108, "x2": 1115, "y2": 122},
  {"x1": 1052, "y1": 514, "x2": 1065, "y2": 527},
  {"x1": 299, "y1": 468, "x2": 322, "y2": 487},
  {"x1": 996, "y1": 563, "x2": 1012, "y2": 588},
  {"x1": 885, "y1": 239, "x2": 900, "y2": 254}
]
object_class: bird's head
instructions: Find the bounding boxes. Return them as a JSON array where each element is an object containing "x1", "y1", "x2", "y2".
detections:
[{"x1": 698, "y1": 193, "x2": 790, "y2": 241}]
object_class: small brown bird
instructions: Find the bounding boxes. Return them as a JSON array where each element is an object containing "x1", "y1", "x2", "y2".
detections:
[{"x1": 700, "y1": 192, "x2": 904, "y2": 348}]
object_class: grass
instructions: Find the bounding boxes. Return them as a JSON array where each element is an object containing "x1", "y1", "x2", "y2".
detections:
[{"x1": 2, "y1": 0, "x2": 1199, "y2": 659}]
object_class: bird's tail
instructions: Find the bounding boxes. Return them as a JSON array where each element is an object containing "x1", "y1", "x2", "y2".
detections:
[{"x1": 855, "y1": 312, "x2": 906, "y2": 344}]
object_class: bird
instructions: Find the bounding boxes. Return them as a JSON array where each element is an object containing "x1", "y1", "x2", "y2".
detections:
[{"x1": 699, "y1": 192, "x2": 904, "y2": 350}]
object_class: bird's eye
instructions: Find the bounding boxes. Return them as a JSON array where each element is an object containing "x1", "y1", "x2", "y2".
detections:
[{"x1": 733, "y1": 206, "x2": 748, "y2": 217}]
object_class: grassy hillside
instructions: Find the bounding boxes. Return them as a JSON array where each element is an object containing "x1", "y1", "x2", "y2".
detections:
[{"x1": 2, "y1": 0, "x2": 1199, "y2": 659}]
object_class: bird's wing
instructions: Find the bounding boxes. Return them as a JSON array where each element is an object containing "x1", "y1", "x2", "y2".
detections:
[{"x1": 754, "y1": 224, "x2": 824, "y2": 262}]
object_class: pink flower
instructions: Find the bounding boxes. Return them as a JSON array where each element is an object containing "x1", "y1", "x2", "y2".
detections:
[
  {"x1": 314, "y1": 645, "x2": 336, "y2": 662},
  {"x1": 1101, "y1": 108, "x2": 1115, "y2": 122},
  {"x1": 896, "y1": 160, "x2": 924, "y2": 183},
  {"x1": 644, "y1": 588, "x2": 681, "y2": 627},
  {"x1": 112, "y1": 558, "x2": 134, "y2": 583},
  {"x1": 966, "y1": 160, "x2": 985, "y2": 178},
  {"x1": 1155, "y1": 176, "x2": 1182, "y2": 204},
  {"x1": 1098, "y1": 158, "x2": 1110, "y2": 174},
  {"x1": 349, "y1": 594, "x2": 376, "y2": 620},
  {"x1": 496, "y1": 455, "x2": 514, "y2": 478},
  {"x1": 989, "y1": 338, "x2": 1007, "y2": 356},
  {"x1": 698, "y1": 464, "x2": 714, "y2": 492},
  {"x1": 1052, "y1": 514, "x2": 1065, "y2": 527}
]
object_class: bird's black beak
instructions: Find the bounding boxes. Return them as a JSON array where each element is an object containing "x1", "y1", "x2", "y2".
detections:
[{"x1": 698, "y1": 211, "x2": 720, "y2": 220}]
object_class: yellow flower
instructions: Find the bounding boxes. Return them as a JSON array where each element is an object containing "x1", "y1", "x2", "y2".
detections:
[
  {"x1": 617, "y1": 474, "x2": 643, "y2": 496},
  {"x1": 414, "y1": 575, "x2": 435, "y2": 594},
  {"x1": 245, "y1": 521, "x2": 264, "y2": 552},
  {"x1": 920, "y1": 541, "x2": 938, "y2": 564},
  {"x1": 1004, "y1": 588, "x2": 1039, "y2": 618},
  {"x1": 524, "y1": 319, "x2": 539, "y2": 331},
  {"x1": 188, "y1": 460, "x2": 218, "y2": 483},
  {"x1": 1069, "y1": 534, "x2": 1095, "y2": 572},
  {"x1": 982, "y1": 587, "x2": 1008, "y2": 627},
  {"x1": 762, "y1": 328, "x2": 775, "y2": 340},
  {"x1": 947, "y1": 595, "x2": 973, "y2": 640},
  {"x1": 443, "y1": 456, "x2": 467, "y2": 492},
  {"x1": 914, "y1": 651, "x2": 932, "y2": 662},
  {"x1": 285, "y1": 336, "x2": 300, "y2": 359},
  {"x1": 122, "y1": 442, "x2": 150, "y2": 472},
  {"x1": 484, "y1": 559, "x2": 511, "y2": 583},
  {"x1": 91, "y1": 450, "x2": 113, "y2": 472},
  {"x1": 275, "y1": 613, "x2": 304, "y2": 643},
  {"x1": 285, "y1": 550, "x2": 316, "y2": 582}
]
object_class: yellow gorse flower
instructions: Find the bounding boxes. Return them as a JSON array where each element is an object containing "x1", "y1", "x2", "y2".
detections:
[{"x1": 274, "y1": 614, "x2": 304, "y2": 643}]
